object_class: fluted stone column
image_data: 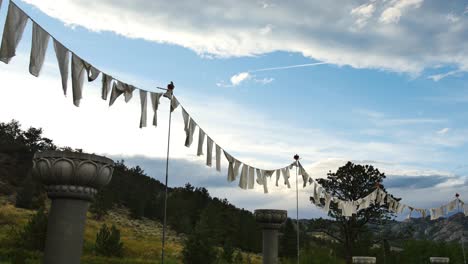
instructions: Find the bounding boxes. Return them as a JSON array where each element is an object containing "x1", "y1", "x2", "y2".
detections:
[
  {"x1": 352, "y1": 256, "x2": 376, "y2": 264},
  {"x1": 33, "y1": 151, "x2": 114, "y2": 264},
  {"x1": 254, "y1": 209, "x2": 287, "y2": 264}
]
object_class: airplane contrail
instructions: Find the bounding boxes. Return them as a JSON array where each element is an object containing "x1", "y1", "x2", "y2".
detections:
[{"x1": 249, "y1": 62, "x2": 328, "y2": 73}]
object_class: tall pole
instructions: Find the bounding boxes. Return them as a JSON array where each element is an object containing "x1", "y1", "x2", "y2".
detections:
[
  {"x1": 294, "y1": 154, "x2": 300, "y2": 264},
  {"x1": 161, "y1": 83, "x2": 175, "y2": 264},
  {"x1": 457, "y1": 193, "x2": 466, "y2": 264}
]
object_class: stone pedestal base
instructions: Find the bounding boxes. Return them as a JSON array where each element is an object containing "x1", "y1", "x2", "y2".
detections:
[
  {"x1": 254, "y1": 209, "x2": 287, "y2": 264},
  {"x1": 33, "y1": 151, "x2": 114, "y2": 264},
  {"x1": 44, "y1": 199, "x2": 90, "y2": 264}
]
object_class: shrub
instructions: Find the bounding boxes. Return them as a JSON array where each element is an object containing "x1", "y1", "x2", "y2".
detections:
[
  {"x1": 18, "y1": 207, "x2": 48, "y2": 251},
  {"x1": 95, "y1": 224, "x2": 124, "y2": 257}
]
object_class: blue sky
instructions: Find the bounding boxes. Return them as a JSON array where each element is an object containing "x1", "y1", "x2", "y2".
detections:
[{"x1": 0, "y1": 0, "x2": 467, "y2": 219}]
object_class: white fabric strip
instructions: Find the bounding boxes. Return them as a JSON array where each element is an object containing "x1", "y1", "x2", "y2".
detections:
[
  {"x1": 53, "y1": 40, "x2": 70, "y2": 95},
  {"x1": 233, "y1": 159, "x2": 242, "y2": 180},
  {"x1": 82, "y1": 60, "x2": 100, "y2": 82},
  {"x1": 256, "y1": 169, "x2": 264, "y2": 185},
  {"x1": 171, "y1": 96, "x2": 180, "y2": 112},
  {"x1": 101, "y1": 74, "x2": 113, "y2": 100},
  {"x1": 262, "y1": 170, "x2": 274, "y2": 194},
  {"x1": 139, "y1": 90, "x2": 148, "y2": 128},
  {"x1": 275, "y1": 169, "x2": 281, "y2": 187},
  {"x1": 0, "y1": 3, "x2": 28, "y2": 64},
  {"x1": 185, "y1": 119, "x2": 197, "y2": 147},
  {"x1": 71, "y1": 54, "x2": 86, "y2": 107},
  {"x1": 197, "y1": 129, "x2": 205, "y2": 156},
  {"x1": 224, "y1": 151, "x2": 235, "y2": 182},
  {"x1": 150, "y1": 92, "x2": 162, "y2": 126},
  {"x1": 109, "y1": 81, "x2": 135, "y2": 106},
  {"x1": 206, "y1": 136, "x2": 213, "y2": 167},
  {"x1": 239, "y1": 164, "x2": 249, "y2": 190},
  {"x1": 281, "y1": 167, "x2": 291, "y2": 188},
  {"x1": 215, "y1": 144, "x2": 221, "y2": 172},
  {"x1": 29, "y1": 22, "x2": 50, "y2": 77},
  {"x1": 248, "y1": 166, "x2": 255, "y2": 189}
]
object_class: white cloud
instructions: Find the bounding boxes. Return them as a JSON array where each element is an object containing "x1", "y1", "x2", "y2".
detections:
[
  {"x1": 437, "y1": 128, "x2": 450, "y2": 135},
  {"x1": 379, "y1": 0, "x2": 424, "y2": 24},
  {"x1": 230, "y1": 72, "x2": 251, "y2": 86},
  {"x1": 17, "y1": 0, "x2": 468, "y2": 75},
  {"x1": 446, "y1": 13, "x2": 460, "y2": 23},
  {"x1": 350, "y1": 3, "x2": 376, "y2": 28}
]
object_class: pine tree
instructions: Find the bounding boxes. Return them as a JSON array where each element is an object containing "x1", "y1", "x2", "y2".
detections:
[
  {"x1": 18, "y1": 207, "x2": 48, "y2": 251},
  {"x1": 95, "y1": 224, "x2": 124, "y2": 257},
  {"x1": 280, "y1": 218, "x2": 297, "y2": 259}
]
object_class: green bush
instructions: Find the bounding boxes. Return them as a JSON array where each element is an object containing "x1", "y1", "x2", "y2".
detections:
[
  {"x1": 95, "y1": 224, "x2": 124, "y2": 257},
  {"x1": 18, "y1": 207, "x2": 48, "y2": 251}
]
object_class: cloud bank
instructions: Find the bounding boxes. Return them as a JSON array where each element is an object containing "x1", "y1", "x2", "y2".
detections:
[{"x1": 19, "y1": 0, "x2": 468, "y2": 77}]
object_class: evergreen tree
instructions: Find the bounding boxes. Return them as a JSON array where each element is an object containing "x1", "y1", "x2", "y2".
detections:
[
  {"x1": 182, "y1": 208, "x2": 217, "y2": 264},
  {"x1": 222, "y1": 240, "x2": 234, "y2": 263},
  {"x1": 95, "y1": 224, "x2": 124, "y2": 257},
  {"x1": 280, "y1": 218, "x2": 297, "y2": 259},
  {"x1": 316, "y1": 161, "x2": 394, "y2": 264},
  {"x1": 18, "y1": 207, "x2": 48, "y2": 251}
]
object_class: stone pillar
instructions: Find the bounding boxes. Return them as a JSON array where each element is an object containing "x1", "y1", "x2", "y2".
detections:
[
  {"x1": 33, "y1": 151, "x2": 114, "y2": 264},
  {"x1": 254, "y1": 209, "x2": 287, "y2": 264},
  {"x1": 352, "y1": 256, "x2": 377, "y2": 264}
]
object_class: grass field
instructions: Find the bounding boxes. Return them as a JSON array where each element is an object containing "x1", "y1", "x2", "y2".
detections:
[{"x1": 0, "y1": 197, "x2": 262, "y2": 264}]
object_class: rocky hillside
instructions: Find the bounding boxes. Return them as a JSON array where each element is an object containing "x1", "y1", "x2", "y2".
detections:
[{"x1": 384, "y1": 213, "x2": 468, "y2": 243}]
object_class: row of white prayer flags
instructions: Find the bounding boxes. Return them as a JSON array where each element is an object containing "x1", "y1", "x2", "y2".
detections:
[
  {"x1": 308, "y1": 179, "x2": 468, "y2": 220},
  {"x1": 0, "y1": 1, "x2": 183, "y2": 126},
  {"x1": 0, "y1": 1, "x2": 311, "y2": 193}
]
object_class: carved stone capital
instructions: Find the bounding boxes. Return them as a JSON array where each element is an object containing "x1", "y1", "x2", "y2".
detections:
[
  {"x1": 33, "y1": 151, "x2": 114, "y2": 200},
  {"x1": 254, "y1": 209, "x2": 287, "y2": 229}
]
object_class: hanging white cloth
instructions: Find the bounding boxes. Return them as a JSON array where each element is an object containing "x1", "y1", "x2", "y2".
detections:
[
  {"x1": 447, "y1": 199, "x2": 457, "y2": 212},
  {"x1": 464, "y1": 204, "x2": 468, "y2": 216},
  {"x1": 215, "y1": 144, "x2": 221, "y2": 172},
  {"x1": 376, "y1": 189, "x2": 387, "y2": 205},
  {"x1": 150, "y1": 92, "x2": 163, "y2": 126},
  {"x1": 29, "y1": 22, "x2": 50, "y2": 77},
  {"x1": 139, "y1": 90, "x2": 147, "y2": 128},
  {"x1": 338, "y1": 201, "x2": 357, "y2": 217},
  {"x1": 323, "y1": 193, "x2": 332, "y2": 214},
  {"x1": 298, "y1": 162, "x2": 309, "y2": 187},
  {"x1": 396, "y1": 203, "x2": 406, "y2": 214},
  {"x1": 197, "y1": 129, "x2": 205, "y2": 156},
  {"x1": 275, "y1": 169, "x2": 281, "y2": 187},
  {"x1": 171, "y1": 96, "x2": 179, "y2": 112},
  {"x1": 71, "y1": 54, "x2": 86, "y2": 107},
  {"x1": 256, "y1": 169, "x2": 264, "y2": 185},
  {"x1": 407, "y1": 207, "x2": 414, "y2": 219},
  {"x1": 185, "y1": 119, "x2": 197, "y2": 147},
  {"x1": 232, "y1": 160, "x2": 241, "y2": 179},
  {"x1": 430, "y1": 207, "x2": 445, "y2": 220},
  {"x1": 206, "y1": 136, "x2": 213, "y2": 167},
  {"x1": 0, "y1": 3, "x2": 28, "y2": 64},
  {"x1": 101, "y1": 74, "x2": 113, "y2": 100},
  {"x1": 109, "y1": 81, "x2": 136, "y2": 106},
  {"x1": 224, "y1": 151, "x2": 235, "y2": 182},
  {"x1": 248, "y1": 166, "x2": 255, "y2": 189},
  {"x1": 262, "y1": 170, "x2": 274, "y2": 194},
  {"x1": 53, "y1": 40, "x2": 69, "y2": 95},
  {"x1": 83, "y1": 60, "x2": 100, "y2": 81},
  {"x1": 239, "y1": 164, "x2": 249, "y2": 190},
  {"x1": 281, "y1": 167, "x2": 291, "y2": 188}
]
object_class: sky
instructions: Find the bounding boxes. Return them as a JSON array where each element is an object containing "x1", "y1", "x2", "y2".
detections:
[{"x1": 0, "y1": 0, "x2": 467, "y2": 219}]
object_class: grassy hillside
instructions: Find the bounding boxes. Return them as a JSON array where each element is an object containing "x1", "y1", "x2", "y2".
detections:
[{"x1": 0, "y1": 197, "x2": 262, "y2": 264}]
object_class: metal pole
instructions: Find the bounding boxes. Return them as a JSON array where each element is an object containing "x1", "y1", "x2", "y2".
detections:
[
  {"x1": 294, "y1": 157, "x2": 300, "y2": 264},
  {"x1": 458, "y1": 197, "x2": 466, "y2": 264},
  {"x1": 161, "y1": 94, "x2": 173, "y2": 264}
]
